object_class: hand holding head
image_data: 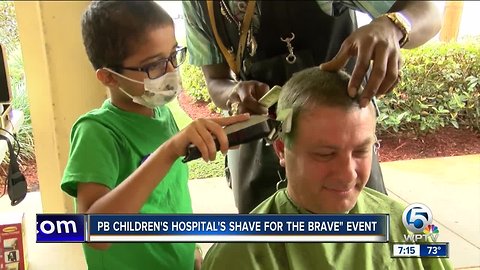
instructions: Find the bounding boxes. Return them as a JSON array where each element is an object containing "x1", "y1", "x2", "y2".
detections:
[{"x1": 319, "y1": 17, "x2": 404, "y2": 107}]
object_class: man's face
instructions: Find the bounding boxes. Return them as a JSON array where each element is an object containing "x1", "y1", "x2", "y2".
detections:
[{"x1": 277, "y1": 105, "x2": 376, "y2": 213}]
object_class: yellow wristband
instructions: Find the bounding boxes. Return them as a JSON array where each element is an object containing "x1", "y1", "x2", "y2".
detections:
[{"x1": 383, "y1": 12, "x2": 411, "y2": 48}]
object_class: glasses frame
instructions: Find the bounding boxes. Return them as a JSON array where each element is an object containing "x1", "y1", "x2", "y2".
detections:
[{"x1": 111, "y1": 46, "x2": 187, "y2": 79}]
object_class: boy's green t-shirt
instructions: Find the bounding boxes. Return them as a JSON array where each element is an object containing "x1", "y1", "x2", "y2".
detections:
[{"x1": 61, "y1": 100, "x2": 194, "y2": 270}]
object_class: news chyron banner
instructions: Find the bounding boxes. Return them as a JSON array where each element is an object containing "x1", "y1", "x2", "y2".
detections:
[{"x1": 37, "y1": 214, "x2": 388, "y2": 243}]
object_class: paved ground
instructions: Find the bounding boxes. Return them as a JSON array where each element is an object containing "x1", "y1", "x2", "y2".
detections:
[{"x1": 0, "y1": 154, "x2": 478, "y2": 269}]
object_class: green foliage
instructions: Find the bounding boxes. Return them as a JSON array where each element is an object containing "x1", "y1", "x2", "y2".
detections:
[
  {"x1": 0, "y1": 1, "x2": 19, "y2": 53},
  {"x1": 180, "y1": 61, "x2": 210, "y2": 102},
  {"x1": 0, "y1": 2, "x2": 34, "y2": 166},
  {"x1": 208, "y1": 102, "x2": 223, "y2": 114},
  {"x1": 7, "y1": 46, "x2": 25, "y2": 97},
  {"x1": 0, "y1": 2, "x2": 24, "y2": 97},
  {"x1": 187, "y1": 152, "x2": 225, "y2": 179},
  {"x1": 180, "y1": 55, "x2": 221, "y2": 112},
  {"x1": 180, "y1": 41, "x2": 480, "y2": 137},
  {"x1": 377, "y1": 41, "x2": 480, "y2": 135},
  {"x1": 11, "y1": 84, "x2": 35, "y2": 164}
]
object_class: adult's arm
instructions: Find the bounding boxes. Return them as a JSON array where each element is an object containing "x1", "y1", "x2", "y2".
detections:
[
  {"x1": 183, "y1": 1, "x2": 269, "y2": 115},
  {"x1": 388, "y1": 1, "x2": 442, "y2": 49}
]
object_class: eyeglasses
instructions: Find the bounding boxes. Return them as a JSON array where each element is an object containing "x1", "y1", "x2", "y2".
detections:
[{"x1": 112, "y1": 46, "x2": 187, "y2": 79}]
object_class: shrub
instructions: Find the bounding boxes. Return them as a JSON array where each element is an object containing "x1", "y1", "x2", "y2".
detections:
[
  {"x1": 180, "y1": 55, "x2": 223, "y2": 113},
  {"x1": 180, "y1": 42, "x2": 480, "y2": 136},
  {"x1": 0, "y1": 1, "x2": 20, "y2": 53},
  {"x1": 0, "y1": 2, "x2": 35, "y2": 165},
  {"x1": 377, "y1": 41, "x2": 480, "y2": 135},
  {"x1": 188, "y1": 152, "x2": 225, "y2": 180},
  {"x1": 180, "y1": 57, "x2": 210, "y2": 102}
]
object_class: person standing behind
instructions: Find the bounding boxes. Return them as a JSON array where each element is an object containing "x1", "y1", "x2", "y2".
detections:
[
  {"x1": 183, "y1": 1, "x2": 441, "y2": 214},
  {"x1": 60, "y1": 1, "x2": 249, "y2": 269}
]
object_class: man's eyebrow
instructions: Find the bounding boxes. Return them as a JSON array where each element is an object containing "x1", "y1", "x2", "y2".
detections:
[
  {"x1": 311, "y1": 136, "x2": 374, "y2": 150},
  {"x1": 355, "y1": 137, "x2": 375, "y2": 149},
  {"x1": 140, "y1": 43, "x2": 179, "y2": 65}
]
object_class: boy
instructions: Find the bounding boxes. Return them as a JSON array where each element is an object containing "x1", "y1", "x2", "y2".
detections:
[{"x1": 60, "y1": 1, "x2": 248, "y2": 269}]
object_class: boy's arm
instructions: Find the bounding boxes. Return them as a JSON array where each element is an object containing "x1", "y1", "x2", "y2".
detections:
[{"x1": 76, "y1": 114, "x2": 249, "y2": 250}]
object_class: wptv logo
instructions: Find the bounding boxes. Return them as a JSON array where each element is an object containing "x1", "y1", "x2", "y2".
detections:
[{"x1": 402, "y1": 203, "x2": 439, "y2": 243}]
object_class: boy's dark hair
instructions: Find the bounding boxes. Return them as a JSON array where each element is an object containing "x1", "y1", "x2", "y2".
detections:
[{"x1": 81, "y1": 1, "x2": 173, "y2": 70}]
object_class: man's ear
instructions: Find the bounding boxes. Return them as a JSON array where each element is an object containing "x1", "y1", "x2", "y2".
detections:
[
  {"x1": 96, "y1": 68, "x2": 118, "y2": 88},
  {"x1": 273, "y1": 139, "x2": 286, "y2": 167}
]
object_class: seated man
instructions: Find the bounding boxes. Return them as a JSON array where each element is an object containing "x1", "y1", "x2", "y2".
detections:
[{"x1": 202, "y1": 67, "x2": 453, "y2": 270}]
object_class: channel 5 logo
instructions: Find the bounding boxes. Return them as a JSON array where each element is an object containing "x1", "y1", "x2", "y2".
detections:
[{"x1": 402, "y1": 203, "x2": 439, "y2": 242}]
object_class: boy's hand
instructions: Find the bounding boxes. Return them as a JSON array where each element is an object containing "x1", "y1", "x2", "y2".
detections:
[{"x1": 168, "y1": 114, "x2": 250, "y2": 162}]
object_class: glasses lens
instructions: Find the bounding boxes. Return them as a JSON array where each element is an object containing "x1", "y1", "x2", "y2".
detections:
[
  {"x1": 172, "y1": 47, "x2": 186, "y2": 68},
  {"x1": 146, "y1": 60, "x2": 167, "y2": 79},
  {"x1": 145, "y1": 47, "x2": 187, "y2": 79}
]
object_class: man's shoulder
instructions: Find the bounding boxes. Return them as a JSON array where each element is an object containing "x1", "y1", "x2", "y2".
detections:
[
  {"x1": 359, "y1": 188, "x2": 412, "y2": 242},
  {"x1": 360, "y1": 187, "x2": 406, "y2": 215},
  {"x1": 250, "y1": 190, "x2": 295, "y2": 214},
  {"x1": 203, "y1": 242, "x2": 279, "y2": 270}
]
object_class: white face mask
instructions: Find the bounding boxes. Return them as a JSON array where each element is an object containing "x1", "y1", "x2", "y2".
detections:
[{"x1": 105, "y1": 68, "x2": 182, "y2": 108}]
